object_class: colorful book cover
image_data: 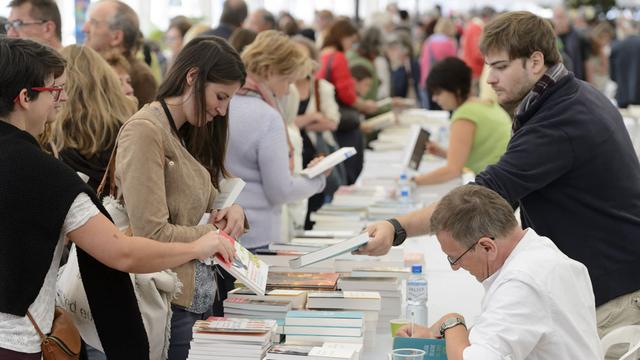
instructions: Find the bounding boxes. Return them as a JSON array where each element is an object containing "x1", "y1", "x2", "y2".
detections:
[
  {"x1": 194, "y1": 317, "x2": 276, "y2": 334},
  {"x1": 211, "y1": 230, "x2": 269, "y2": 296},
  {"x1": 267, "y1": 272, "x2": 339, "y2": 290},
  {"x1": 393, "y1": 337, "x2": 447, "y2": 360}
]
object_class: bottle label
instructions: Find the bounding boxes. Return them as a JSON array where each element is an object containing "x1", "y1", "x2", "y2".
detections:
[{"x1": 407, "y1": 280, "x2": 427, "y2": 302}]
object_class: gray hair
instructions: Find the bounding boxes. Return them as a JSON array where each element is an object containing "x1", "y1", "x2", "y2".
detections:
[
  {"x1": 107, "y1": 0, "x2": 140, "y2": 56},
  {"x1": 430, "y1": 184, "x2": 518, "y2": 247}
]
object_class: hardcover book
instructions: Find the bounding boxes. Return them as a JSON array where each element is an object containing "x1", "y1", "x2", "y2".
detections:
[
  {"x1": 289, "y1": 233, "x2": 370, "y2": 269},
  {"x1": 267, "y1": 272, "x2": 339, "y2": 290}
]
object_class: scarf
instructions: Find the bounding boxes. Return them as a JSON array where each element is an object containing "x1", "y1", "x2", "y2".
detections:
[
  {"x1": 238, "y1": 75, "x2": 295, "y2": 173},
  {"x1": 0, "y1": 121, "x2": 149, "y2": 358},
  {"x1": 513, "y1": 63, "x2": 569, "y2": 130}
]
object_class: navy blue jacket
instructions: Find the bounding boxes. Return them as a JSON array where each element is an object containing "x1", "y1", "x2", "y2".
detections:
[
  {"x1": 476, "y1": 74, "x2": 640, "y2": 306},
  {"x1": 610, "y1": 35, "x2": 640, "y2": 108}
]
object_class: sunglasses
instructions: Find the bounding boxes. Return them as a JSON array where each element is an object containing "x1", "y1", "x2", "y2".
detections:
[{"x1": 13, "y1": 87, "x2": 65, "y2": 103}]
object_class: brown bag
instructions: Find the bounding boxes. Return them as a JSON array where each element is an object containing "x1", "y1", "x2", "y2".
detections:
[{"x1": 26, "y1": 307, "x2": 81, "y2": 360}]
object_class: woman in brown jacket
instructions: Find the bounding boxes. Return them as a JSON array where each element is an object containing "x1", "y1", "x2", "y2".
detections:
[{"x1": 114, "y1": 36, "x2": 248, "y2": 360}]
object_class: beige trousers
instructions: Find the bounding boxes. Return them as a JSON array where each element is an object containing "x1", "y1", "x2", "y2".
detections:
[{"x1": 597, "y1": 289, "x2": 640, "y2": 359}]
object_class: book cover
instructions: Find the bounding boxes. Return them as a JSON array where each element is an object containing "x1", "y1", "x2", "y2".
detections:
[
  {"x1": 210, "y1": 230, "x2": 269, "y2": 296},
  {"x1": 401, "y1": 124, "x2": 431, "y2": 171},
  {"x1": 193, "y1": 317, "x2": 276, "y2": 334},
  {"x1": 301, "y1": 147, "x2": 357, "y2": 178},
  {"x1": 223, "y1": 297, "x2": 292, "y2": 312},
  {"x1": 392, "y1": 337, "x2": 447, "y2": 360},
  {"x1": 289, "y1": 234, "x2": 370, "y2": 269},
  {"x1": 267, "y1": 272, "x2": 339, "y2": 290}
]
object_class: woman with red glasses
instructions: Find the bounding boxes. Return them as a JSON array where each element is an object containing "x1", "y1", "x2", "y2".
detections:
[{"x1": 0, "y1": 37, "x2": 234, "y2": 360}]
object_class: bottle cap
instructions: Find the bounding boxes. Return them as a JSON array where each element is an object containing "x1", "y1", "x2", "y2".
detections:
[{"x1": 411, "y1": 264, "x2": 422, "y2": 274}]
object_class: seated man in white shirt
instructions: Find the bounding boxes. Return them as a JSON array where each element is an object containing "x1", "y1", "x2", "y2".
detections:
[{"x1": 396, "y1": 184, "x2": 602, "y2": 360}]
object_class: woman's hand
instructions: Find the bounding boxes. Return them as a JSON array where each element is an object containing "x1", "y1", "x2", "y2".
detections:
[
  {"x1": 305, "y1": 114, "x2": 338, "y2": 132},
  {"x1": 191, "y1": 230, "x2": 236, "y2": 262},
  {"x1": 306, "y1": 155, "x2": 332, "y2": 177},
  {"x1": 210, "y1": 204, "x2": 246, "y2": 239}
]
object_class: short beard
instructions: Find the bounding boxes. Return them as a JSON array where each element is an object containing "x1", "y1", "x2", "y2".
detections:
[{"x1": 498, "y1": 81, "x2": 534, "y2": 118}]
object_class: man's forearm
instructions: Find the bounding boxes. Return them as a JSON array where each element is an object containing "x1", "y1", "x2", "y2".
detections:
[
  {"x1": 396, "y1": 202, "x2": 437, "y2": 237},
  {"x1": 444, "y1": 325, "x2": 471, "y2": 360}
]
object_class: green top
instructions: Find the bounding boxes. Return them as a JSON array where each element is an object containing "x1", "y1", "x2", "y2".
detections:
[{"x1": 451, "y1": 100, "x2": 512, "y2": 174}]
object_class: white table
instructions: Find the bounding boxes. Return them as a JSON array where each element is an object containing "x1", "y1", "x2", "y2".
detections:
[{"x1": 355, "y1": 152, "x2": 484, "y2": 359}]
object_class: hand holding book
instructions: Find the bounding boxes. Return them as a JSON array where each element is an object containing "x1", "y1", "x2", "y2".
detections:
[
  {"x1": 193, "y1": 230, "x2": 236, "y2": 263},
  {"x1": 306, "y1": 155, "x2": 333, "y2": 177}
]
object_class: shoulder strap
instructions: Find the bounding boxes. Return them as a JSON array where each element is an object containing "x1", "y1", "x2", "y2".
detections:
[
  {"x1": 314, "y1": 79, "x2": 321, "y2": 112},
  {"x1": 325, "y1": 53, "x2": 336, "y2": 83},
  {"x1": 26, "y1": 310, "x2": 46, "y2": 341},
  {"x1": 96, "y1": 140, "x2": 118, "y2": 198}
]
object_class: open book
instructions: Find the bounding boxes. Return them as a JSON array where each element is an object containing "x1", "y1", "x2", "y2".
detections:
[
  {"x1": 289, "y1": 233, "x2": 370, "y2": 269},
  {"x1": 301, "y1": 147, "x2": 357, "y2": 179},
  {"x1": 203, "y1": 230, "x2": 269, "y2": 296},
  {"x1": 402, "y1": 124, "x2": 431, "y2": 171}
]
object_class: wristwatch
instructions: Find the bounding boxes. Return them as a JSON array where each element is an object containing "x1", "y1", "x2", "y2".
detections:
[
  {"x1": 386, "y1": 218, "x2": 407, "y2": 246},
  {"x1": 439, "y1": 317, "x2": 466, "y2": 338}
]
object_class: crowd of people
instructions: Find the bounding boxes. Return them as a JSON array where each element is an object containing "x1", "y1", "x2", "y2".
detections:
[{"x1": 1, "y1": 0, "x2": 640, "y2": 359}]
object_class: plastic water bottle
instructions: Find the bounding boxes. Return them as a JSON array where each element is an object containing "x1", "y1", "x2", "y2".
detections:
[
  {"x1": 398, "y1": 171, "x2": 411, "y2": 204},
  {"x1": 406, "y1": 264, "x2": 428, "y2": 327}
]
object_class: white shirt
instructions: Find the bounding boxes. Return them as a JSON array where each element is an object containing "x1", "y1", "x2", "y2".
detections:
[
  {"x1": 0, "y1": 193, "x2": 99, "y2": 353},
  {"x1": 463, "y1": 228, "x2": 602, "y2": 360}
]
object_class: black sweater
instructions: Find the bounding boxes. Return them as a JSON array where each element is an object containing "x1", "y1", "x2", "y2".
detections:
[
  {"x1": 0, "y1": 121, "x2": 149, "y2": 358},
  {"x1": 476, "y1": 74, "x2": 640, "y2": 306}
]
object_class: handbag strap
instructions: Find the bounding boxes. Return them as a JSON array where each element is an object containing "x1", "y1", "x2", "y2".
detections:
[
  {"x1": 26, "y1": 310, "x2": 46, "y2": 341},
  {"x1": 314, "y1": 78, "x2": 321, "y2": 113},
  {"x1": 96, "y1": 140, "x2": 118, "y2": 198}
]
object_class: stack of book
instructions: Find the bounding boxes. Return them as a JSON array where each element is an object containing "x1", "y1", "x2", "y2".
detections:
[
  {"x1": 227, "y1": 288, "x2": 308, "y2": 310},
  {"x1": 265, "y1": 343, "x2": 360, "y2": 360},
  {"x1": 283, "y1": 310, "x2": 365, "y2": 346},
  {"x1": 187, "y1": 317, "x2": 276, "y2": 360},
  {"x1": 223, "y1": 297, "x2": 292, "y2": 334},
  {"x1": 267, "y1": 272, "x2": 340, "y2": 292},
  {"x1": 337, "y1": 277, "x2": 402, "y2": 327},
  {"x1": 305, "y1": 291, "x2": 381, "y2": 331}
]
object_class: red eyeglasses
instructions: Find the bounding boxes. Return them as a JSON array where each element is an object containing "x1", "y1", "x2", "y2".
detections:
[{"x1": 13, "y1": 87, "x2": 65, "y2": 103}]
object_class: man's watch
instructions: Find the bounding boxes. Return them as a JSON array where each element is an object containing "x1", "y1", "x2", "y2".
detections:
[
  {"x1": 439, "y1": 317, "x2": 466, "y2": 338},
  {"x1": 386, "y1": 218, "x2": 407, "y2": 246}
]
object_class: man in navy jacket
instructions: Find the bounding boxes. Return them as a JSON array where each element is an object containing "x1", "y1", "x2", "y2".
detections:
[{"x1": 359, "y1": 11, "x2": 640, "y2": 355}]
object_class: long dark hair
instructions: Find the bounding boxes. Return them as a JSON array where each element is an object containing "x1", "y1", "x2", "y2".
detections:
[{"x1": 157, "y1": 36, "x2": 246, "y2": 189}]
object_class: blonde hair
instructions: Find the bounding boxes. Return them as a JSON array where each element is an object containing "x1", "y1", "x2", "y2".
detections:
[
  {"x1": 434, "y1": 18, "x2": 457, "y2": 38},
  {"x1": 241, "y1": 30, "x2": 312, "y2": 80},
  {"x1": 54, "y1": 45, "x2": 137, "y2": 157}
]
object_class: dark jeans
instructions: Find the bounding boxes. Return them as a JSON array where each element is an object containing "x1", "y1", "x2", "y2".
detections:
[
  {"x1": 0, "y1": 348, "x2": 41, "y2": 360},
  {"x1": 168, "y1": 305, "x2": 214, "y2": 360}
]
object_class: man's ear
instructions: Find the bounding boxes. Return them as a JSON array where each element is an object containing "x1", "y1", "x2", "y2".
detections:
[
  {"x1": 479, "y1": 237, "x2": 498, "y2": 260},
  {"x1": 109, "y1": 29, "x2": 124, "y2": 48},
  {"x1": 529, "y1": 51, "x2": 546, "y2": 75},
  {"x1": 43, "y1": 21, "x2": 56, "y2": 40}
]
